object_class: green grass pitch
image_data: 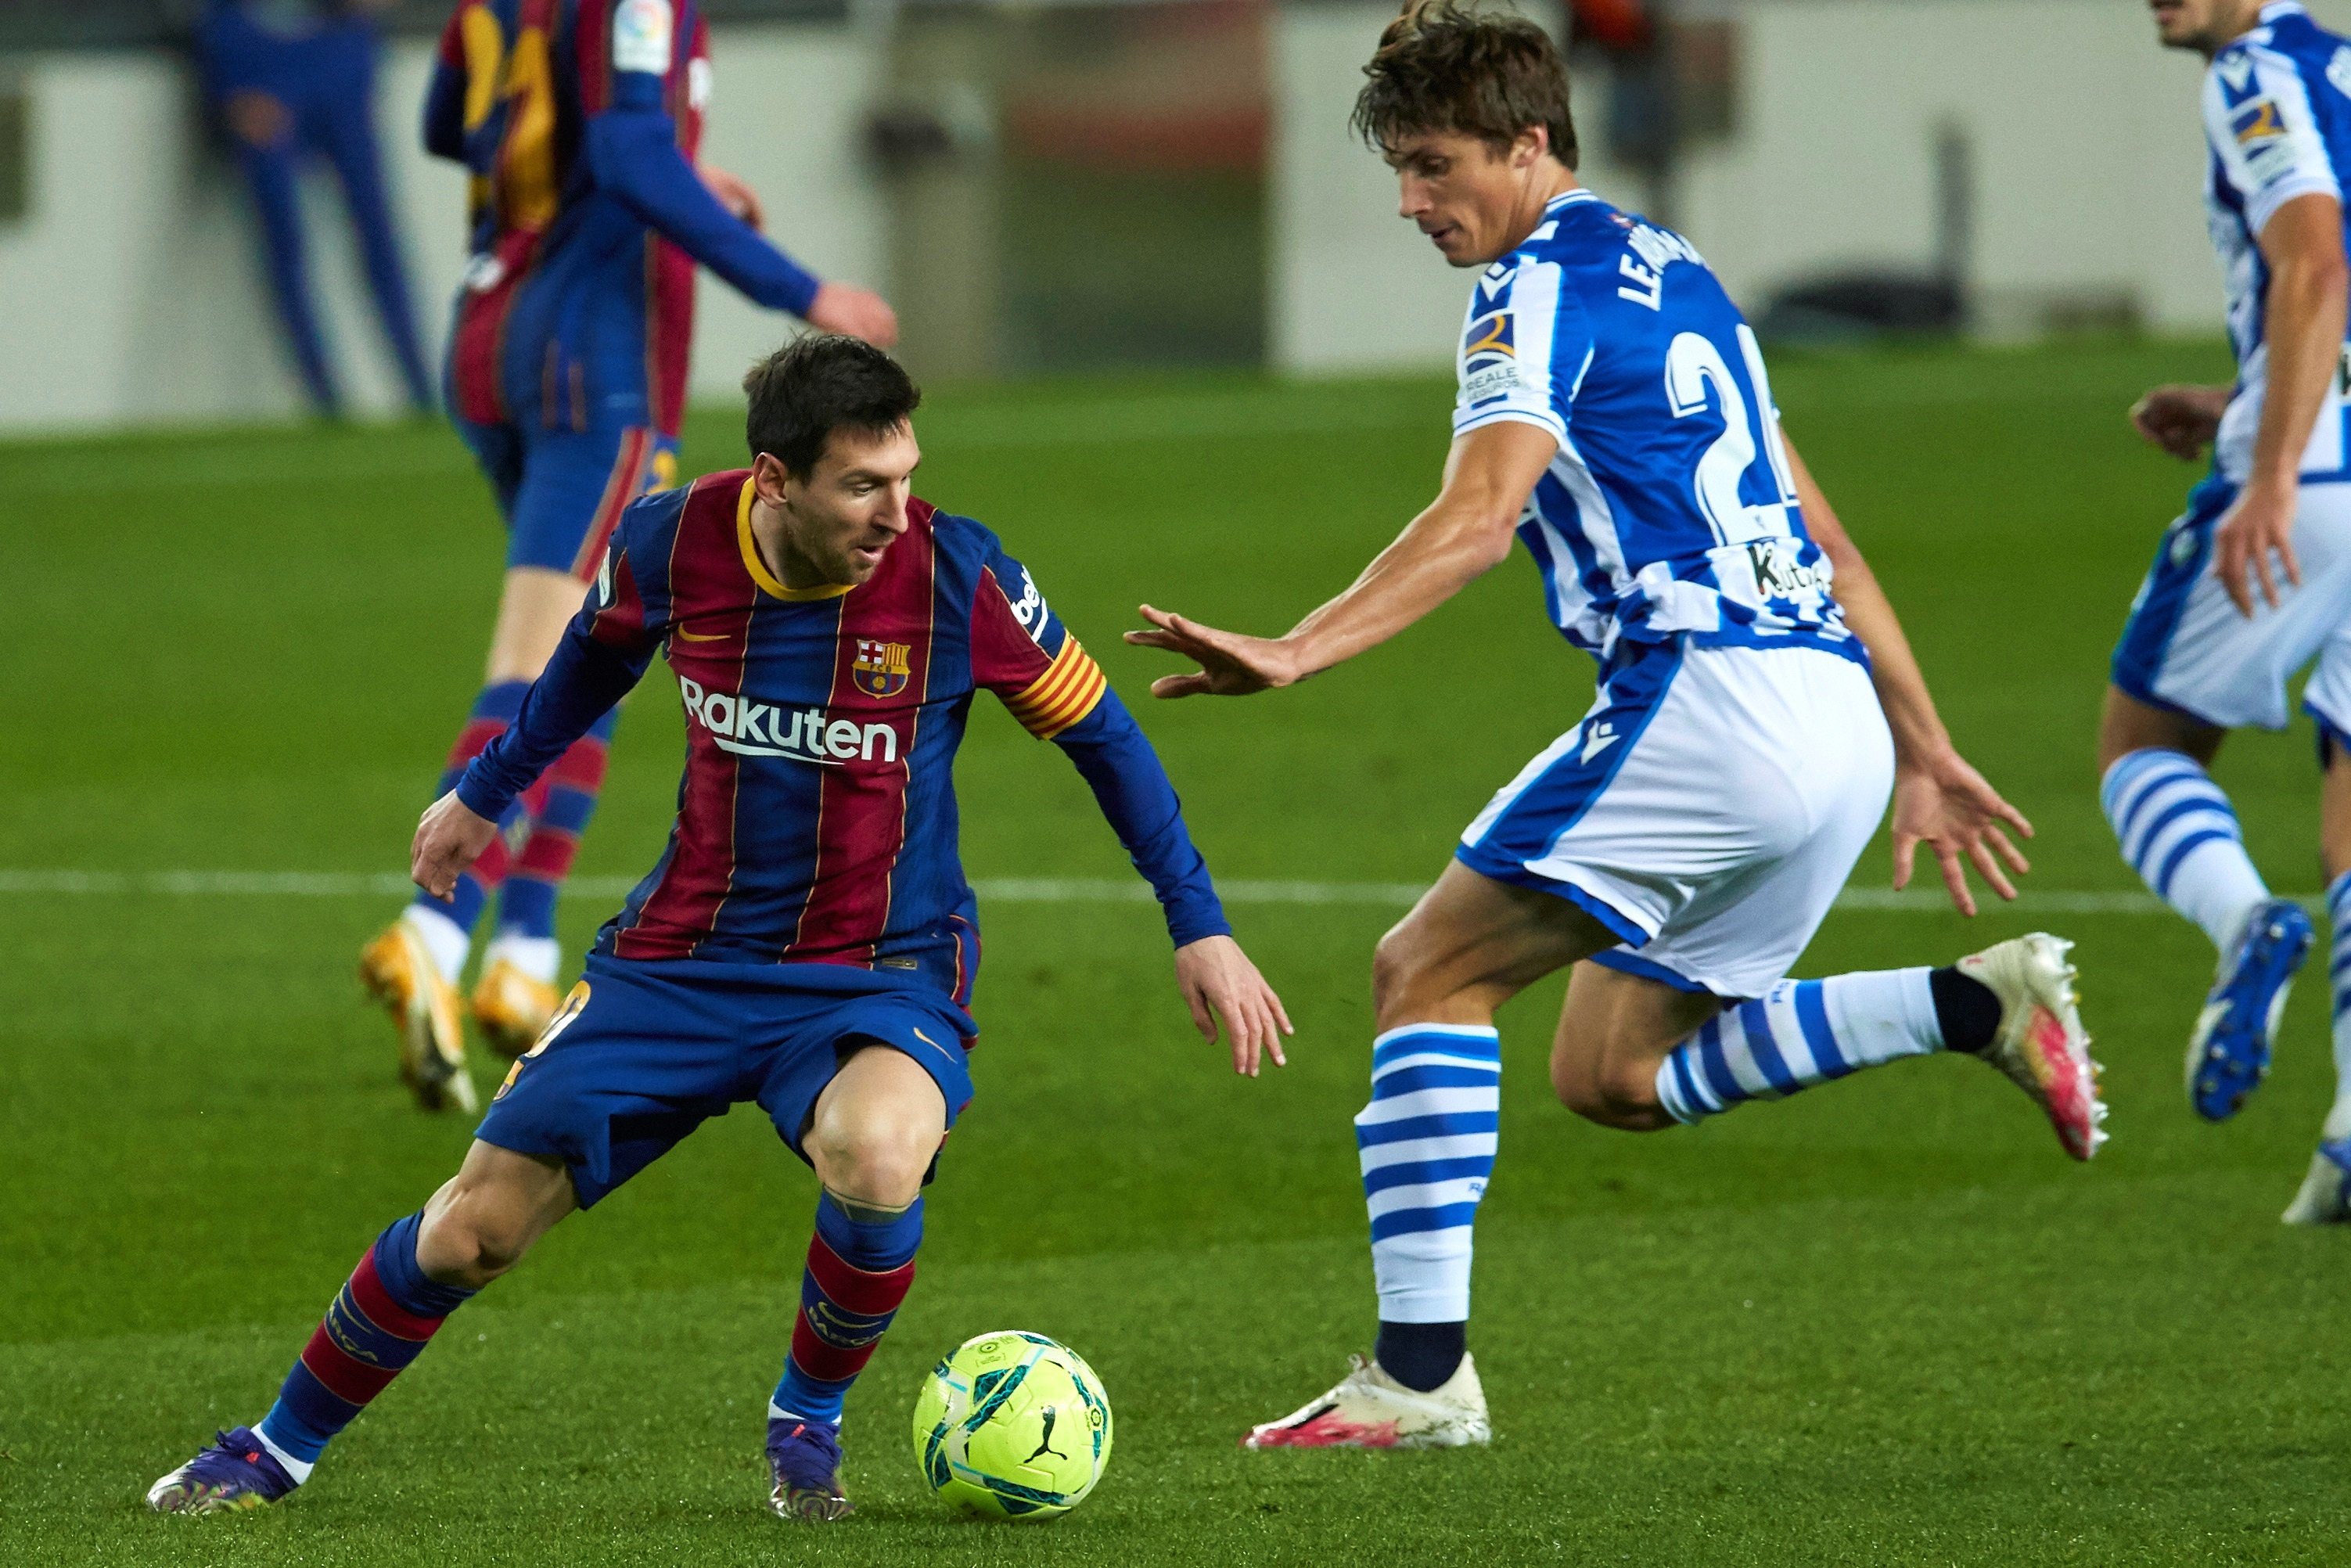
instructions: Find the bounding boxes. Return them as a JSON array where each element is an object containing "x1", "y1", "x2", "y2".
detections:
[{"x1": 6, "y1": 340, "x2": 2351, "y2": 1565}]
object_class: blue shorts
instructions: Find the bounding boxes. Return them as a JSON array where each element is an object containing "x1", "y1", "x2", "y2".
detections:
[
  {"x1": 455, "y1": 415, "x2": 678, "y2": 579},
  {"x1": 476, "y1": 955, "x2": 978, "y2": 1207}
]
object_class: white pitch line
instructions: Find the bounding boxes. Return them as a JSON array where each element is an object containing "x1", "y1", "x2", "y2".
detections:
[{"x1": 0, "y1": 869, "x2": 2281, "y2": 915}]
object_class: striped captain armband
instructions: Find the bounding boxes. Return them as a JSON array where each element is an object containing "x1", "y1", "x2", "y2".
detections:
[{"x1": 1002, "y1": 638, "x2": 1108, "y2": 739}]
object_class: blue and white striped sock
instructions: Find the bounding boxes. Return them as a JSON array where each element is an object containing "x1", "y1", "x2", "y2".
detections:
[
  {"x1": 2327, "y1": 872, "x2": 2351, "y2": 1141},
  {"x1": 1357, "y1": 1024, "x2": 1501, "y2": 1324},
  {"x1": 2101, "y1": 748, "x2": 2268, "y2": 950},
  {"x1": 1653, "y1": 970, "x2": 1939, "y2": 1124}
]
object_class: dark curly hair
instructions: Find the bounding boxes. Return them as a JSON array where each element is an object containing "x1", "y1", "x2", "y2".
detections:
[{"x1": 1351, "y1": 0, "x2": 1577, "y2": 169}]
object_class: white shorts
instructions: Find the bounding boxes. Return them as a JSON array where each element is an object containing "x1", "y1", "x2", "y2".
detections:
[
  {"x1": 2113, "y1": 475, "x2": 2351, "y2": 739},
  {"x1": 1455, "y1": 639, "x2": 1894, "y2": 999}
]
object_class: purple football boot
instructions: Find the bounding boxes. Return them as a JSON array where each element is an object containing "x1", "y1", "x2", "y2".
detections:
[
  {"x1": 146, "y1": 1427, "x2": 299, "y2": 1514},
  {"x1": 767, "y1": 1416, "x2": 851, "y2": 1521}
]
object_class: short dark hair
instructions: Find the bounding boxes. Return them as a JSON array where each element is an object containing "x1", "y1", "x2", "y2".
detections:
[
  {"x1": 1351, "y1": 0, "x2": 1577, "y2": 170},
  {"x1": 742, "y1": 333, "x2": 922, "y2": 478}
]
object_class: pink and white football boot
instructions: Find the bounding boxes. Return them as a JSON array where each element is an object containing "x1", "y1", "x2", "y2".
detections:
[
  {"x1": 1241, "y1": 1354, "x2": 1489, "y2": 1450},
  {"x1": 1956, "y1": 933, "x2": 2107, "y2": 1162}
]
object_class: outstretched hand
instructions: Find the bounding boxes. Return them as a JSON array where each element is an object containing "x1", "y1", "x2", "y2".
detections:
[
  {"x1": 1173, "y1": 935, "x2": 1293, "y2": 1075},
  {"x1": 1889, "y1": 750, "x2": 2034, "y2": 917},
  {"x1": 412, "y1": 790, "x2": 501, "y2": 901},
  {"x1": 1123, "y1": 606, "x2": 1303, "y2": 699}
]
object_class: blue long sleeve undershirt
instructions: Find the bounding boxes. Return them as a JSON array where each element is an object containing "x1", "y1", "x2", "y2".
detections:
[
  {"x1": 582, "y1": 109, "x2": 820, "y2": 317},
  {"x1": 1051, "y1": 689, "x2": 1231, "y2": 949},
  {"x1": 419, "y1": 66, "x2": 821, "y2": 318}
]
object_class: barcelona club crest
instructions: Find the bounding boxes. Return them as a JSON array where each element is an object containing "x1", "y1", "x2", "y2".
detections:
[{"x1": 852, "y1": 638, "x2": 912, "y2": 699}]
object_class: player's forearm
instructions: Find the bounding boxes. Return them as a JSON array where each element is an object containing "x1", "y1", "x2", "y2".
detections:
[
  {"x1": 1279, "y1": 498, "x2": 1515, "y2": 677},
  {"x1": 584, "y1": 114, "x2": 821, "y2": 315},
  {"x1": 2249, "y1": 243, "x2": 2348, "y2": 491},
  {"x1": 1055, "y1": 691, "x2": 1231, "y2": 946},
  {"x1": 456, "y1": 630, "x2": 645, "y2": 820},
  {"x1": 1786, "y1": 440, "x2": 1952, "y2": 767}
]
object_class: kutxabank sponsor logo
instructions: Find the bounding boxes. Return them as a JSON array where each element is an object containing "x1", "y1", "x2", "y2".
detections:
[{"x1": 676, "y1": 677, "x2": 900, "y2": 764}]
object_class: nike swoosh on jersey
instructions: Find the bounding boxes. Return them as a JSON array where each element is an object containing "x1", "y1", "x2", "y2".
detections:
[{"x1": 674, "y1": 627, "x2": 728, "y2": 642}]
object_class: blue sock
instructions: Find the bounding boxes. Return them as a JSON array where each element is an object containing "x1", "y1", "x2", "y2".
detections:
[
  {"x1": 769, "y1": 1195, "x2": 924, "y2": 1426},
  {"x1": 409, "y1": 681, "x2": 532, "y2": 939},
  {"x1": 496, "y1": 708, "x2": 618, "y2": 943},
  {"x1": 257, "y1": 1213, "x2": 476, "y2": 1473}
]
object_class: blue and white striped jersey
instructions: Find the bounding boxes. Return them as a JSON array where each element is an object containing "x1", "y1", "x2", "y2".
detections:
[
  {"x1": 2202, "y1": 1, "x2": 2351, "y2": 484},
  {"x1": 1454, "y1": 189, "x2": 1858, "y2": 669}
]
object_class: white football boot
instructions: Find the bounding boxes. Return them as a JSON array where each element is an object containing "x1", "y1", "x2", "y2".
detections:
[
  {"x1": 2283, "y1": 1103, "x2": 2351, "y2": 1225},
  {"x1": 1954, "y1": 933, "x2": 2107, "y2": 1161},
  {"x1": 2282, "y1": 1143, "x2": 2351, "y2": 1225},
  {"x1": 1241, "y1": 1354, "x2": 1489, "y2": 1450}
]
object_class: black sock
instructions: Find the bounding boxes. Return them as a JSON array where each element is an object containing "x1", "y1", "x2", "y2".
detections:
[
  {"x1": 1929, "y1": 966, "x2": 2001, "y2": 1055},
  {"x1": 1374, "y1": 1321, "x2": 1465, "y2": 1393}
]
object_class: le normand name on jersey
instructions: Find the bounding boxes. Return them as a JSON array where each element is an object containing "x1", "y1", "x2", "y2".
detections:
[{"x1": 675, "y1": 676, "x2": 900, "y2": 766}]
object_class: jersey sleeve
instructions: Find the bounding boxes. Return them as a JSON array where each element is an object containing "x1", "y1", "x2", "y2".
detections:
[
  {"x1": 962, "y1": 529, "x2": 1228, "y2": 945},
  {"x1": 2206, "y1": 41, "x2": 2342, "y2": 235},
  {"x1": 969, "y1": 539, "x2": 1109, "y2": 740},
  {"x1": 577, "y1": 0, "x2": 822, "y2": 315},
  {"x1": 1451, "y1": 257, "x2": 1591, "y2": 445}
]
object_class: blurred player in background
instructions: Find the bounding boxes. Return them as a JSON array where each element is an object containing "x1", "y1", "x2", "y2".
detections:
[
  {"x1": 2108, "y1": 0, "x2": 2351, "y2": 1221},
  {"x1": 196, "y1": 0, "x2": 435, "y2": 417},
  {"x1": 1132, "y1": 0, "x2": 2104, "y2": 1449},
  {"x1": 149, "y1": 335, "x2": 1286, "y2": 1522},
  {"x1": 362, "y1": 0, "x2": 900, "y2": 1113}
]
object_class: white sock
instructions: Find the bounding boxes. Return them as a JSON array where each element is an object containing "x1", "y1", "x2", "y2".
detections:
[
  {"x1": 399, "y1": 905, "x2": 471, "y2": 986},
  {"x1": 2101, "y1": 750, "x2": 2269, "y2": 950},
  {"x1": 1358, "y1": 1025, "x2": 1501, "y2": 1324},
  {"x1": 1655, "y1": 969, "x2": 1939, "y2": 1123},
  {"x1": 484, "y1": 931, "x2": 561, "y2": 985},
  {"x1": 2326, "y1": 874, "x2": 2351, "y2": 1142},
  {"x1": 250, "y1": 1426, "x2": 314, "y2": 1485}
]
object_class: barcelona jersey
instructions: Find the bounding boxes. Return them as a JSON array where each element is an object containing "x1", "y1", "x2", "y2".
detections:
[
  {"x1": 425, "y1": 0, "x2": 818, "y2": 442},
  {"x1": 456, "y1": 472, "x2": 1231, "y2": 1004}
]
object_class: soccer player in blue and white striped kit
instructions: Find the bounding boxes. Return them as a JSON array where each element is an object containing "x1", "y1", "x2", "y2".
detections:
[
  {"x1": 2109, "y1": 0, "x2": 2351, "y2": 1221},
  {"x1": 1132, "y1": 0, "x2": 2108, "y2": 1448}
]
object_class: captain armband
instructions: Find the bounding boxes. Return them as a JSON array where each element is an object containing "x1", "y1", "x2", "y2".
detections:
[{"x1": 1003, "y1": 638, "x2": 1108, "y2": 740}]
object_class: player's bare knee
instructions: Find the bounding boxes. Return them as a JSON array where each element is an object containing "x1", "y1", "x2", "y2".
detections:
[
  {"x1": 419, "y1": 1196, "x2": 532, "y2": 1286},
  {"x1": 1550, "y1": 1048, "x2": 1663, "y2": 1130},
  {"x1": 807, "y1": 1109, "x2": 935, "y2": 1210},
  {"x1": 813, "y1": 1127, "x2": 931, "y2": 1210},
  {"x1": 1370, "y1": 922, "x2": 1438, "y2": 1023}
]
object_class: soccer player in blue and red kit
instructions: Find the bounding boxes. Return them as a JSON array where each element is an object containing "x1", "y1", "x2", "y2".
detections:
[
  {"x1": 149, "y1": 336, "x2": 1289, "y2": 1521},
  {"x1": 361, "y1": 0, "x2": 900, "y2": 1111}
]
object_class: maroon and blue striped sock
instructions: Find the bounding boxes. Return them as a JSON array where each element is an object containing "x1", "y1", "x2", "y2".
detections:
[
  {"x1": 495, "y1": 708, "x2": 619, "y2": 946},
  {"x1": 768, "y1": 1195, "x2": 922, "y2": 1426},
  {"x1": 255, "y1": 1212, "x2": 476, "y2": 1474},
  {"x1": 409, "y1": 681, "x2": 534, "y2": 940}
]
